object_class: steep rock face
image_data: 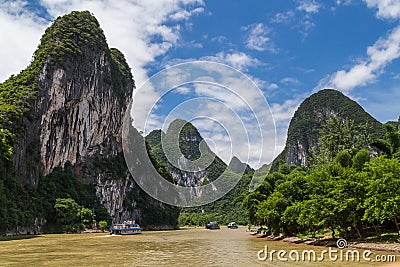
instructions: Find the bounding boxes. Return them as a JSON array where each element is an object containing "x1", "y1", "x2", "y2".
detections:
[
  {"x1": 38, "y1": 52, "x2": 129, "y2": 176},
  {"x1": 95, "y1": 172, "x2": 141, "y2": 223},
  {"x1": 2, "y1": 11, "x2": 179, "y2": 230},
  {"x1": 271, "y1": 89, "x2": 383, "y2": 170},
  {"x1": 11, "y1": 11, "x2": 133, "y2": 186}
]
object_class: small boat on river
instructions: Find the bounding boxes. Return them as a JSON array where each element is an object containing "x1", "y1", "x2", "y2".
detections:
[
  {"x1": 205, "y1": 221, "x2": 220, "y2": 230},
  {"x1": 110, "y1": 221, "x2": 142, "y2": 235},
  {"x1": 227, "y1": 222, "x2": 238, "y2": 229}
]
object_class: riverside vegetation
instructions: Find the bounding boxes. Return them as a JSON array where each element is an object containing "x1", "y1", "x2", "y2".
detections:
[{"x1": 236, "y1": 117, "x2": 400, "y2": 242}]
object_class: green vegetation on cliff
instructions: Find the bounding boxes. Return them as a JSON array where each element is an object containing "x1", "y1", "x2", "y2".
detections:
[
  {"x1": 0, "y1": 161, "x2": 111, "y2": 234},
  {"x1": 271, "y1": 89, "x2": 383, "y2": 171}
]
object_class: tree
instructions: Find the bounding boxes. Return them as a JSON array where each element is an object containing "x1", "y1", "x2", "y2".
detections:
[
  {"x1": 352, "y1": 149, "x2": 370, "y2": 171},
  {"x1": 78, "y1": 207, "x2": 94, "y2": 228},
  {"x1": 362, "y1": 157, "x2": 400, "y2": 237},
  {"x1": 311, "y1": 117, "x2": 371, "y2": 166},
  {"x1": 54, "y1": 198, "x2": 96, "y2": 232},
  {"x1": 372, "y1": 123, "x2": 400, "y2": 158},
  {"x1": 236, "y1": 191, "x2": 266, "y2": 225},
  {"x1": 255, "y1": 192, "x2": 289, "y2": 234},
  {"x1": 54, "y1": 198, "x2": 80, "y2": 232},
  {"x1": 99, "y1": 220, "x2": 108, "y2": 232},
  {"x1": 335, "y1": 149, "x2": 352, "y2": 168}
]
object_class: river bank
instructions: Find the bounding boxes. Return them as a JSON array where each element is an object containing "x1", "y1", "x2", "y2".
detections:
[{"x1": 251, "y1": 231, "x2": 400, "y2": 253}]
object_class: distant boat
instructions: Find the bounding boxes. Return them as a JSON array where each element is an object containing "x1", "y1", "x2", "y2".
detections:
[
  {"x1": 227, "y1": 222, "x2": 238, "y2": 229},
  {"x1": 205, "y1": 221, "x2": 220, "y2": 230},
  {"x1": 110, "y1": 221, "x2": 142, "y2": 235}
]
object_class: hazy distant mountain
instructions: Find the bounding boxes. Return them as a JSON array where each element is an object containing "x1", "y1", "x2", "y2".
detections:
[{"x1": 228, "y1": 156, "x2": 253, "y2": 174}]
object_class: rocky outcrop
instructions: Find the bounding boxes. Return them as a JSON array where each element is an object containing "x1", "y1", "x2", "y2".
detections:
[
  {"x1": 12, "y1": 11, "x2": 133, "y2": 186},
  {"x1": 271, "y1": 89, "x2": 383, "y2": 170}
]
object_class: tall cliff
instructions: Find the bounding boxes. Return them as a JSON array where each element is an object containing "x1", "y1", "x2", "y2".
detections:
[
  {"x1": 8, "y1": 11, "x2": 133, "y2": 186},
  {"x1": 146, "y1": 119, "x2": 227, "y2": 191},
  {"x1": 0, "y1": 11, "x2": 179, "y2": 233},
  {"x1": 271, "y1": 89, "x2": 383, "y2": 171}
]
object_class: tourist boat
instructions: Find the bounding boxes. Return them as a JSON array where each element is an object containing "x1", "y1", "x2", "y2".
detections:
[
  {"x1": 227, "y1": 222, "x2": 238, "y2": 229},
  {"x1": 205, "y1": 221, "x2": 220, "y2": 230},
  {"x1": 110, "y1": 221, "x2": 142, "y2": 235}
]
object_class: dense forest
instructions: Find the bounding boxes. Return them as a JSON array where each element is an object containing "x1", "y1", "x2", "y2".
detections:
[{"x1": 236, "y1": 117, "x2": 400, "y2": 241}]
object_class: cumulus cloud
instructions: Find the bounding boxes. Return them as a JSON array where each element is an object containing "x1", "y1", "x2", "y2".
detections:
[
  {"x1": 242, "y1": 23, "x2": 277, "y2": 53},
  {"x1": 0, "y1": 1, "x2": 47, "y2": 82},
  {"x1": 296, "y1": 0, "x2": 322, "y2": 13},
  {"x1": 0, "y1": 0, "x2": 205, "y2": 87},
  {"x1": 364, "y1": 0, "x2": 400, "y2": 20},
  {"x1": 201, "y1": 52, "x2": 260, "y2": 71},
  {"x1": 134, "y1": 62, "x2": 277, "y2": 168},
  {"x1": 168, "y1": 7, "x2": 204, "y2": 21},
  {"x1": 316, "y1": 25, "x2": 400, "y2": 92}
]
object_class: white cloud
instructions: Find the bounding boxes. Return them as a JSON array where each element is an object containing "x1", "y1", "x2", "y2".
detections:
[
  {"x1": 268, "y1": 83, "x2": 279, "y2": 90},
  {"x1": 270, "y1": 98, "x2": 302, "y2": 155},
  {"x1": 296, "y1": 0, "x2": 322, "y2": 14},
  {"x1": 133, "y1": 62, "x2": 277, "y2": 168},
  {"x1": 211, "y1": 35, "x2": 227, "y2": 43},
  {"x1": 317, "y1": 25, "x2": 400, "y2": 92},
  {"x1": 175, "y1": 86, "x2": 191, "y2": 94},
  {"x1": 364, "y1": 0, "x2": 400, "y2": 20},
  {"x1": 280, "y1": 77, "x2": 301, "y2": 85},
  {"x1": 201, "y1": 52, "x2": 260, "y2": 71},
  {"x1": 335, "y1": 0, "x2": 353, "y2": 6},
  {"x1": 270, "y1": 11, "x2": 295, "y2": 24},
  {"x1": 242, "y1": 23, "x2": 277, "y2": 52},
  {"x1": 169, "y1": 7, "x2": 204, "y2": 21},
  {"x1": 0, "y1": 0, "x2": 205, "y2": 87},
  {"x1": 0, "y1": 1, "x2": 47, "y2": 82}
]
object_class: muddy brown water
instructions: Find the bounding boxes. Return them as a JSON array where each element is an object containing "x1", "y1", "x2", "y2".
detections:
[{"x1": 0, "y1": 228, "x2": 399, "y2": 266}]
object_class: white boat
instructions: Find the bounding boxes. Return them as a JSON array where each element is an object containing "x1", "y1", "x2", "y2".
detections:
[
  {"x1": 227, "y1": 222, "x2": 238, "y2": 229},
  {"x1": 110, "y1": 221, "x2": 142, "y2": 235}
]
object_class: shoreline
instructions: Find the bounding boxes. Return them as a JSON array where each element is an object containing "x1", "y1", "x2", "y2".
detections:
[{"x1": 251, "y1": 232, "x2": 400, "y2": 253}]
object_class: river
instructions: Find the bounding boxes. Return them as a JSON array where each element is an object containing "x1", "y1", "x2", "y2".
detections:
[{"x1": 0, "y1": 228, "x2": 398, "y2": 266}]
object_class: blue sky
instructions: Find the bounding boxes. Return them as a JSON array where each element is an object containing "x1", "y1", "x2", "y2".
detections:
[{"x1": 1, "y1": 0, "x2": 400, "y2": 167}]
